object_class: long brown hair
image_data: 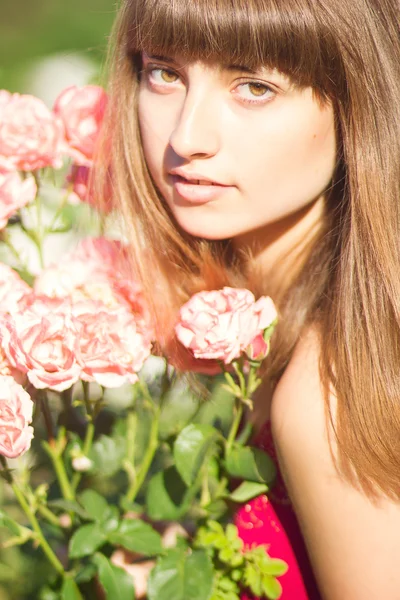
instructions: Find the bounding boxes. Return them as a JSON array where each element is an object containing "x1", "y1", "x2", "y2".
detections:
[{"x1": 99, "y1": 0, "x2": 400, "y2": 498}]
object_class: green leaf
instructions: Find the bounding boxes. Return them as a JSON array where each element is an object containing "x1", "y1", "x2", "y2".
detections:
[
  {"x1": 146, "y1": 467, "x2": 191, "y2": 521},
  {"x1": 148, "y1": 549, "x2": 214, "y2": 600},
  {"x1": 262, "y1": 575, "x2": 282, "y2": 600},
  {"x1": 100, "y1": 506, "x2": 120, "y2": 534},
  {"x1": 61, "y1": 578, "x2": 83, "y2": 600},
  {"x1": 48, "y1": 499, "x2": 91, "y2": 521},
  {"x1": 225, "y1": 445, "x2": 276, "y2": 485},
  {"x1": 90, "y1": 434, "x2": 126, "y2": 477},
  {"x1": 75, "y1": 563, "x2": 97, "y2": 584},
  {"x1": 203, "y1": 499, "x2": 227, "y2": 520},
  {"x1": 78, "y1": 489, "x2": 109, "y2": 522},
  {"x1": 108, "y1": 518, "x2": 163, "y2": 556},
  {"x1": 69, "y1": 523, "x2": 107, "y2": 558},
  {"x1": 194, "y1": 380, "x2": 235, "y2": 436},
  {"x1": 174, "y1": 424, "x2": 219, "y2": 487},
  {"x1": 262, "y1": 559, "x2": 289, "y2": 577},
  {"x1": 159, "y1": 386, "x2": 200, "y2": 439},
  {"x1": 93, "y1": 553, "x2": 135, "y2": 600},
  {"x1": 263, "y1": 320, "x2": 277, "y2": 343},
  {"x1": 229, "y1": 481, "x2": 268, "y2": 503}
]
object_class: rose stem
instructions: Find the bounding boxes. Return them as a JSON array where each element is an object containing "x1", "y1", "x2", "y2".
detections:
[{"x1": 0, "y1": 456, "x2": 64, "y2": 576}]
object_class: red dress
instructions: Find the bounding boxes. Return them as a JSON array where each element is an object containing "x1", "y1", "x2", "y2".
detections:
[{"x1": 235, "y1": 421, "x2": 321, "y2": 600}]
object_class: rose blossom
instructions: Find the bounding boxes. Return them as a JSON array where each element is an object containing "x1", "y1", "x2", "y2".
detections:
[
  {"x1": 0, "y1": 376, "x2": 34, "y2": 459},
  {"x1": 73, "y1": 301, "x2": 152, "y2": 388},
  {"x1": 0, "y1": 344, "x2": 25, "y2": 384},
  {"x1": 0, "y1": 171, "x2": 37, "y2": 229},
  {"x1": 54, "y1": 85, "x2": 107, "y2": 166},
  {"x1": 0, "y1": 297, "x2": 83, "y2": 392},
  {"x1": 0, "y1": 93, "x2": 62, "y2": 171},
  {"x1": 34, "y1": 237, "x2": 153, "y2": 339},
  {"x1": 66, "y1": 165, "x2": 114, "y2": 213},
  {"x1": 0, "y1": 263, "x2": 31, "y2": 314},
  {"x1": 175, "y1": 287, "x2": 277, "y2": 365}
]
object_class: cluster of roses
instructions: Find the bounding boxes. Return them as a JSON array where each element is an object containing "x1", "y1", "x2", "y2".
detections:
[
  {"x1": 0, "y1": 263, "x2": 277, "y2": 460},
  {"x1": 0, "y1": 83, "x2": 113, "y2": 460},
  {"x1": 0, "y1": 84, "x2": 108, "y2": 228},
  {"x1": 0, "y1": 236, "x2": 153, "y2": 459}
]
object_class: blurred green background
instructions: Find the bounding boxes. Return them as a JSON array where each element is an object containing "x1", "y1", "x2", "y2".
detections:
[{"x1": 0, "y1": 0, "x2": 117, "y2": 101}]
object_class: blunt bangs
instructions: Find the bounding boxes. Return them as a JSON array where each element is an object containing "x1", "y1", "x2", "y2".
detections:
[{"x1": 124, "y1": 0, "x2": 344, "y2": 96}]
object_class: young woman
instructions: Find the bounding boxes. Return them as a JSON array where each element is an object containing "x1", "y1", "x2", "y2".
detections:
[{"x1": 100, "y1": 0, "x2": 400, "y2": 597}]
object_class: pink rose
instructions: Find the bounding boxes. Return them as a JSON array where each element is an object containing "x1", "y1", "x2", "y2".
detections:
[
  {"x1": 0, "y1": 344, "x2": 26, "y2": 384},
  {"x1": 246, "y1": 334, "x2": 270, "y2": 362},
  {"x1": 0, "y1": 171, "x2": 37, "y2": 229},
  {"x1": 73, "y1": 301, "x2": 152, "y2": 387},
  {"x1": 0, "y1": 376, "x2": 34, "y2": 459},
  {"x1": 70, "y1": 238, "x2": 151, "y2": 325},
  {"x1": 54, "y1": 85, "x2": 107, "y2": 166},
  {"x1": 69, "y1": 236, "x2": 126, "y2": 270},
  {"x1": 1, "y1": 297, "x2": 83, "y2": 392},
  {"x1": 0, "y1": 93, "x2": 62, "y2": 171},
  {"x1": 175, "y1": 287, "x2": 277, "y2": 364},
  {"x1": 0, "y1": 263, "x2": 31, "y2": 314},
  {"x1": 34, "y1": 237, "x2": 154, "y2": 340},
  {"x1": 66, "y1": 165, "x2": 114, "y2": 213}
]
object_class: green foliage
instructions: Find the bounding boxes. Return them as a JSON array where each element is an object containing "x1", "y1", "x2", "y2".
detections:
[
  {"x1": 146, "y1": 467, "x2": 192, "y2": 521},
  {"x1": 225, "y1": 445, "x2": 276, "y2": 485},
  {"x1": 69, "y1": 523, "x2": 107, "y2": 559},
  {"x1": 108, "y1": 518, "x2": 163, "y2": 556},
  {"x1": 243, "y1": 547, "x2": 287, "y2": 600},
  {"x1": 195, "y1": 520, "x2": 288, "y2": 600},
  {"x1": 147, "y1": 548, "x2": 214, "y2": 600},
  {"x1": 93, "y1": 553, "x2": 136, "y2": 600},
  {"x1": 228, "y1": 481, "x2": 269, "y2": 503},
  {"x1": 173, "y1": 423, "x2": 220, "y2": 487},
  {"x1": 60, "y1": 577, "x2": 83, "y2": 600},
  {"x1": 89, "y1": 434, "x2": 127, "y2": 478},
  {"x1": 78, "y1": 489, "x2": 109, "y2": 522},
  {"x1": 0, "y1": 510, "x2": 33, "y2": 546},
  {"x1": 47, "y1": 499, "x2": 91, "y2": 521}
]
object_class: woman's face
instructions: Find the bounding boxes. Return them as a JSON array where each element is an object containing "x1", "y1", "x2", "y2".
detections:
[{"x1": 138, "y1": 53, "x2": 337, "y2": 241}]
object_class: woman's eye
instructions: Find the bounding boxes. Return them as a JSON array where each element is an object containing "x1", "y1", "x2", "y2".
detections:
[
  {"x1": 235, "y1": 82, "x2": 275, "y2": 103},
  {"x1": 148, "y1": 68, "x2": 180, "y2": 85}
]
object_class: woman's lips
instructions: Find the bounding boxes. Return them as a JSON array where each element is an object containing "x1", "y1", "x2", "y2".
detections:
[{"x1": 171, "y1": 175, "x2": 233, "y2": 204}]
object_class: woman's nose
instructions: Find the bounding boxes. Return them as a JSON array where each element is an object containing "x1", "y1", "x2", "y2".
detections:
[{"x1": 169, "y1": 89, "x2": 220, "y2": 159}]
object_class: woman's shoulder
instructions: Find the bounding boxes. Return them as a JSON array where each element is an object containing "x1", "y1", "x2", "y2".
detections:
[
  {"x1": 270, "y1": 328, "x2": 400, "y2": 600},
  {"x1": 271, "y1": 326, "x2": 328, "y2": 466}
]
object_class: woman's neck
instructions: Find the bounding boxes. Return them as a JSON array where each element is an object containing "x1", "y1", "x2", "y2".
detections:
[{"x1": 233, "y1": 196, "x2": 325, "y2": 292}]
